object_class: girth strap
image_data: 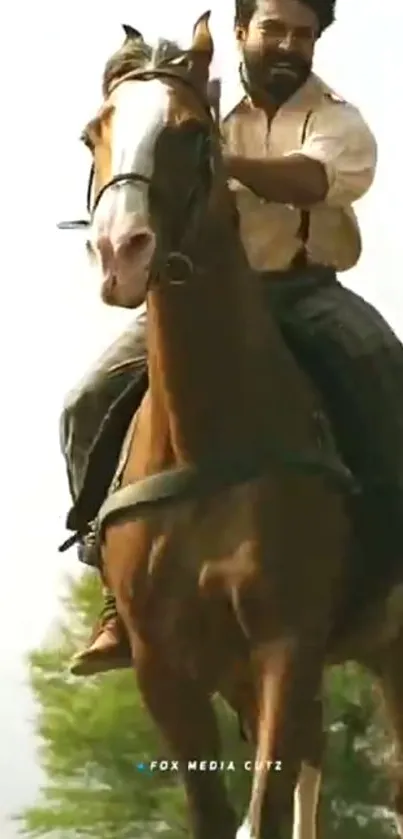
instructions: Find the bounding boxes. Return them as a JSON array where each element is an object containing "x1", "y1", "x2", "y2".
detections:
[{"x1": 96, "y1": 442, "x2": 357, "y2": 536}]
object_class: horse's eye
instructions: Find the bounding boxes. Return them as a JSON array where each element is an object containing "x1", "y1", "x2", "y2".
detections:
[
  {"x1": 80, "y1": 131, "x2": 94, "y2": 153},
  {"x1": 85, "y1": 239, "x2": 95, "y2": 260}
]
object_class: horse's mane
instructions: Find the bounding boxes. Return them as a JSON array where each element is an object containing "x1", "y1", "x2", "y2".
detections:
[{"x1": 102, "y1": 36, "x2": 185, "y2": 96}]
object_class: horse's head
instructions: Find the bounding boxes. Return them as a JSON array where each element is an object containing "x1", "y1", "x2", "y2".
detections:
[{"x1": 83, "y1": 12, "x2": 219, "y2": 308}]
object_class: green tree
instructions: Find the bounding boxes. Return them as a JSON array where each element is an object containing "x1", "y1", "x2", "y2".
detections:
[{"x1": 17, "y1": 572, "x2": 398, "y2": 837}]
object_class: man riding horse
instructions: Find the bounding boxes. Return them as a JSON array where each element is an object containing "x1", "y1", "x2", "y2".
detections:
[{"x1": 62, "y1": 0, "x2": 403, "y2": 676}]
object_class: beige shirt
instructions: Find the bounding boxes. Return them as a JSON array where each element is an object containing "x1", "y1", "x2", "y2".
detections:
[{"x1": 221, "y1": 74, "x2": 377, "y2": 272}]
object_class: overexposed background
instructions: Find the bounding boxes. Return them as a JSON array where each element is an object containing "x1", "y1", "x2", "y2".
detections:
[{"x1": 0, "y1": 0, "x2": 401, "y2": 835}]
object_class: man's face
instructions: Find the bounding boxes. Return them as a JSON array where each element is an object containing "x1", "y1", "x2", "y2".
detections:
[{"x1": 237, "y1": 0, "x2": 319, "y2": 106}]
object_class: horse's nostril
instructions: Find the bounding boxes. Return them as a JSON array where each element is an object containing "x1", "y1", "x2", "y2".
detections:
[{"x1": 119, "y1": 231, "x2": 152, "y2": 259}]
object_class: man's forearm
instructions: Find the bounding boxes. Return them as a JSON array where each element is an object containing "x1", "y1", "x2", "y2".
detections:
[{"x1": 224, "y1": 154, "x2": 329, "y2": 207}]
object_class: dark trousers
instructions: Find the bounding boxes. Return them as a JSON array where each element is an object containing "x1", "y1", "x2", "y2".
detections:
[
  {"x1": 264, "y1": 269, "x2": 403, "y2": 493},
  {"x1": 60, "y1": 271, "x2": 403, "y2": 522},
  {"x1": 60, "y1": 308, "x2": 147, "y2": 503}
]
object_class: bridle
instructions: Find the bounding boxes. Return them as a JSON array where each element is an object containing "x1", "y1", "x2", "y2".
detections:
[{"x1": 57, "y1": 65, "x2": 218, "y2": 283}]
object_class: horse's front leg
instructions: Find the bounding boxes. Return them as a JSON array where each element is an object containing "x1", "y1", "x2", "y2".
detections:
[
  {"x1": 103, "y1": 520, "x2": 238, "y2": 839},
  {"x1": 134, "y1": 648, "x2": 239, "y2": 839},
  {"x1": 234, "y1": 480, "x2": 344, "y2": 838},
  {"x1": 292, "y1": 696, "x2": 324, "y2": 839},
  {"x1": 238, "y1": 634, "x2": 324, "y2": 839}
]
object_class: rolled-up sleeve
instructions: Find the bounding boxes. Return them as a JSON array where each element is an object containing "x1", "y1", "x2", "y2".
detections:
[{"x1": 298, "y1": 102, "x2": 377, "y2": 206}]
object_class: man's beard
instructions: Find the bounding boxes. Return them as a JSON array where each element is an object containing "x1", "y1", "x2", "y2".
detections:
[{"x1": 241, "y1": 50, "x2": 312, "y2": 107}]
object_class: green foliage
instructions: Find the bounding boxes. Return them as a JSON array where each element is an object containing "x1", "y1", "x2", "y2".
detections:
[
  {"x1": 320, "y1": 664, "x2": 396, "y2": 837},
  {"x1": 17, "y1": 574, "x2": 186, "y2": 838},
  {"x1": 17, "y1": 573, "x2": 398, "y2": 837}
]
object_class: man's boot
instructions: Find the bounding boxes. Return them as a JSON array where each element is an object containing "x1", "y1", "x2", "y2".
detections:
[
  {"x1": 69, "y1": 530, "x2": 132, "y2": 676},
  {"x1": 69, "y1": 587, "x2": 132, "y2": 676}
]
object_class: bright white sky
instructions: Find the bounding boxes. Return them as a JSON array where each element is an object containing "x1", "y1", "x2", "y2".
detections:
[{"x1": 0, "y1": 0, "x2": 402, "y2": 834}]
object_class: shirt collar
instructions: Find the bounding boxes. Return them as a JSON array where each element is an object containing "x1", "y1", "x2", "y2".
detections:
[{"x1": 221, "y1": 72, "x2": 323, "y2": 123}]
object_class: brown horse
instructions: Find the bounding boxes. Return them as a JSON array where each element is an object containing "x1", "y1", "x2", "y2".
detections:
[{"x1": 75, "y1": 13, "x2": 403, "y2": 839}]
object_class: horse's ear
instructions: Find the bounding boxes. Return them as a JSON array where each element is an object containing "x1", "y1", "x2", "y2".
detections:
[
  {"x1": 188, "y1": 11, "x2": 214, "y2": 88},
  {"x1": 122, "y1": 24, "x2": 144, "y2": 42}
]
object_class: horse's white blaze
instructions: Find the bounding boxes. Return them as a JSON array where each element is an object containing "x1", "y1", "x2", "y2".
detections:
[{"x1": 90, "y1": 79, "x2": 169, "y2": 303}]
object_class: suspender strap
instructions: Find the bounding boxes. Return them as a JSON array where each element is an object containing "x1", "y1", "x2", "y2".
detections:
[{"x1": 292, "y1": 110, "x2": 314, "y2": 268}]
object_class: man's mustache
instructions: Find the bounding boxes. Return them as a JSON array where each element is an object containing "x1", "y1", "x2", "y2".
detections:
[{"x1": 263, "y1": 51, "x2": 310, "y2": 76}]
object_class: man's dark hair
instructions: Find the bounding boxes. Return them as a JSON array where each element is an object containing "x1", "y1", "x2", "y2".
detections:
[{"x1": 234, "y1": 0, "x2": 336, "y2": 34}]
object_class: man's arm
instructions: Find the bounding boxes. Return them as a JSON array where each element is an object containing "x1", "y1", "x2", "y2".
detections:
[
  {"x1": 223, "y1": 154, "x2": 328, "y2": 207},
  {"x1": 224, "y1": 101, "x2": 377, "y2": 209}
]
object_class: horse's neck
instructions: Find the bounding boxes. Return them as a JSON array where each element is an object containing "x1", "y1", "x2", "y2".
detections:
[{"x1": 147, "y1": 196, "x2": 317, "y2": 463}]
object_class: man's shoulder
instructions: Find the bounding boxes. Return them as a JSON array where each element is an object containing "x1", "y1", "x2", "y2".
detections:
[
  {"x1": 295, "y1": 74, "x2": 350, "y2": 109},
  {"x1": 306, "y1": 75, "x2": 370, "y2": 122},
  {"x1": 307, "y1": 75, "x2": 374, "y2": 140},
  {"x1": 301, "y1": 76, "x2": 377, "y2": 164}
]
